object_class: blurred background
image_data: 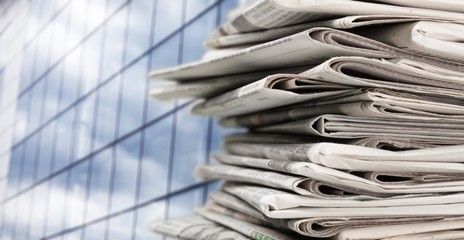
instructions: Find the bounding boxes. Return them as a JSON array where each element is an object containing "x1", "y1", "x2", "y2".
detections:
[{"x1": 0, "y1": 0, "x2": 243, "y2": 239}]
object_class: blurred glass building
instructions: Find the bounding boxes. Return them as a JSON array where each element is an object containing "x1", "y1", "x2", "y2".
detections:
[{"x1": 0, "y1": 0, "x2": 239, "y2": 239}]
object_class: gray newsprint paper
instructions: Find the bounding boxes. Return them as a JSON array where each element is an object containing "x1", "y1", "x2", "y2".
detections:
[
  {"x1": 224, "y1": 142, "x2": 464, "y2": 173},
  {"x1": 150, "y1": 216, "x2": 248, "y2": 240},
  {"x1": 150, "y1": 27, "x2": 463, "y2": 81},
  {"x1": 210, "y1": 190, "x2": 456, "y2": 238},
  {"x1": 222, "y1": 183, "x2": 464, "y2": 219},
  {"x1": 213, "y1": 153, "x2": 464, "y2": 195},
  {"x1": 191, "y1": 56, "x2": 464, "y2": 117},
  {"x1": 220, "y1": 88, "x2": 464, "y2": 128},
  {"x1": 215, "y1": 0, "x2": 464, "y2": 36},
  {"x1": 206, "y1": 15, "x2": 454, "y2": 48}
]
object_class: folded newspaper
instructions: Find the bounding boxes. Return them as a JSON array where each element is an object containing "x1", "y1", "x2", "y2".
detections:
[
  {"x1": 206, "y1": 15, "x2": 455, "y2": 48},
  {"x1": 150, "y1": 27, "x2": 463, "y2": 81},
  {"x1": 209, "y1": 190, "x2": 464, "y2": 238},
  {"x1": 220, "y1": 88, "x2": 464, "y2": 128},
  {"x1": 214, "y1": 0, "x2": 464, "y2": 36},
  {"x1": 190, "y1": 56, "x2": 464, "y2": 116}
]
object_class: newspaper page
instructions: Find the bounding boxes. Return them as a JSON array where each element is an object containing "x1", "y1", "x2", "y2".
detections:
[
  {"x1": 223, "y1": 184, "x2": 464, "y2": 219},
  {"x1": 190, "y1": 74, "x2": 351, "y2": 116},
  {"x1": 210, "y1": 191, "x2": 268, "y2": 221},
  {"x1": 206, "y1": 15, "x2": 452, "y2": 48},
  {"x1": 223, "y1": 132, "x2": 330, "y2": 145},
  {"x1": 215, "y1": 0, "x2": 464, "y2": 36},
  {"x1": 196, "y1": 208, "x2": 300, "y2": 240},
  {"x1": 297, "y1": 57, "x2": 464, "y2": 99},
  {"x1": 219, "y1": 88, "x2": 464, "y2": 128},
  {"x1": 349, "y1": 137, "x2": 445, "y2": 150},
  {"x1": 149, "y1": 66, "x2": 308, "y2": 100},
  {"x1": 336, "y1": 218, "x2": 464, "y2": 240},
  {"x1": 384, "y1": 230, "x2": 464, "y2": 240},
  {"x1": 256, "y1": 114, "x2": 464, "y2": 142},
  {"x1": 149, "y1": 27, "x2": 463, "y2": 81},
  {"x1": 150, "y1": 216, "x2": 249, "y2": 240},
  {"x1": 224, "y1": 142, "x2": 464, "y2": 173},
  {"x1": 356, "y1": 21, "x2": 464, "y2": 63},
  {"x1": 222, "y1": 132, "x2": 446, "y2": 150},
  {"x1": 213, "y1": 153, "x2": 464, "y2": 195},
  {"x1": 211, "y1": 190, "x2": 451, "y2": 238},
  {"x1": 196, "y1": 164, "x2": 383, "y2": 199},
  {"x1": 369, "y1": 0, "x2": 464, "y2": 13},
  {"x1": 191, "y1": 56, "x2": 464, "y2": 117}
]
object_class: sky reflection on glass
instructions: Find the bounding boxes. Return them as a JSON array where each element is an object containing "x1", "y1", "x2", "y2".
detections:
[{"x1": 1, "y1": 0, "x2": 240, "y2": 239}]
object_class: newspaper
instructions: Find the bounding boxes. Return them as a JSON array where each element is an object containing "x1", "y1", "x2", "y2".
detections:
[
  {"x1": 222, "y1": 183, "x2": 464, "y2": 219},
  {"x1": 224, "y1": 142, "x2": 464, "y2": 173},
  {"x1": 336, "y1": 218, "x2": 464, "y2": 240},
  {"x1": 196, "y1": 207, "x2": 300, "y2": 240},
  {"x1": 384, "y1": 230, "x2": 464, "y2": 240},
  {"x1": 149, "y1": 66, "x2": 308, "y2": 100},
  {"x1": 190, "y1": 56, "x2": 464, "y2": 117},
  {"x1": 190, "y1": 74, "x2": 351, "y2": 116},
  {"x1": 149, "y1": 27, "x2": 463, "y2": 81},
  {"x1": 196, "y1": 164, "x2": 386, "y2": 199},
  {"x1": 222, "y1": 132, "x2": 449, "y2": 150},
  {"x1": 213, "y1": 153, "x2": 464, "y2": 195},
  {"x1": 150, "y1": 215, "x2": 248, "y2": 240},
  {"x1": 219, "y1": 88, "x2": 464, "y2": 128},
  {"x1": 349, "y1": 136, "x2": 447, "y2": 150},
  {"x1": 215, "y1": 0, "x2": 464, "y2": 36},
  {"x1": 369, "y1": 0, "x2": 464, "y2": 13},
  {"x1": 210, "y1": 190, "x2": 454, "y2": 238},
  {"x1": 357, "y1": 21, "x2": 464, "y2": 63},
  {"x1": 256, "y1": 114, "x2": 464, "y2": 142},
  {"x1": 223, "y1": 132, "x2": 331, "y2": 144},
  {"x1": 206, "y1": 15, "x2": 452, "y2": 48}
]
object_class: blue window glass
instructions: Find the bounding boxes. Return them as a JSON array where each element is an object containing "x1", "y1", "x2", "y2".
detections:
[
  {"x1": 80, "y1": 28, "x2": 104, "y2": 95},
  {"x1": 44, "y1": 172, "x2": 68, "y2": 236},
  {"x1": 85, "y1": 148, "x2": 113, "y2": 222},
  {"x1": 111, "y1": 133, "x2": 141, "y2": 213},
  {"x1": 82, "y1": 221, "x2": 105, "y2": 240},
  {"x1": 19, "y1": 135, "x2": 38, "y2": 191},
  {"x1": 93, "y1": 78, "x2": 120, "y2": 150},
  {"x1": 152, "y1": 0, "x2": 184, "y2": 45},
  {"x1": 42, "y1": 66, "x2": 63, "y2": 123},
  {"x1": 28, "y1": 183, "x2": 48, "y2": 239},
  {"x1": 11, "y1": 192, "x2": 31, "y2": 240},
  {"x1": 48, "y1": 3, "x2": 71, "y2": 67},
  {"x1": 124, "y1": 0, "x2": 155, "y2": 65},
  {"x1": 85, "y1": 0, "x2": 107, "y2": 34},
  {"x1": 64, "y1": 161, "x2": 90, "y2": 229},
  {"x1": 170, "y1": 108, "x2": 210, "y2": 191},
  {"x1": 52, "y1": 109, "x2": 76, "y2": 172},
  {"x1": 35, "y1": 121, "x2": 56, "y2": 181},
  {"x1": 13, "y1": 94, "x2": 30, "y2": 144},
  {"x1": 65, "y1": 0, "x2": 88, "y2": 52},
  {"x1": 107, "y1": 211, "x2": 135, "y2": 239},
  {"x1": 118, "y1": 57, "x2": 148, "y2": 137},
  {"x1": 27, "y1": 80, "x2": 45, "y2": 133},
  {"x1": 0, "y1": 1, "x2": 238, "y2": 239},
  {"x1": 138, "y1": 116, "x2": 172, "y2": 203},
  {"x1": 5, "y1": 145, "x2": 24, "y2": 198},
  {"x1": 100, "y1": 6, "x2": 128, "y2": 81},
  {"x1": 59, "y1": 46, "x2": 82, "y2": 112},
  {"x1": 134, "y1": 201, "x2": 165, "y2": 240},
  {"x1": 75, "y1": 93, "x2": 97, "y2": 160}
]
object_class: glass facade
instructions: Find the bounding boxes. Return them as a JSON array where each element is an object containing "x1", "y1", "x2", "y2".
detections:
[{"x1": 0, "y1": 0, "x2": 239, "y2": 239}]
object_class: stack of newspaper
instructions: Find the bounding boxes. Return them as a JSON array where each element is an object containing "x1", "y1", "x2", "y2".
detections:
[{"x1": 148, "y1": 0, "x2": 464, "y2": 239}]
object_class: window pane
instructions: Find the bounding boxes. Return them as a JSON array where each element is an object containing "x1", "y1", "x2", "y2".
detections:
[{"x1": 111, "y1": 133, "x2": 141, "y2": 213}]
